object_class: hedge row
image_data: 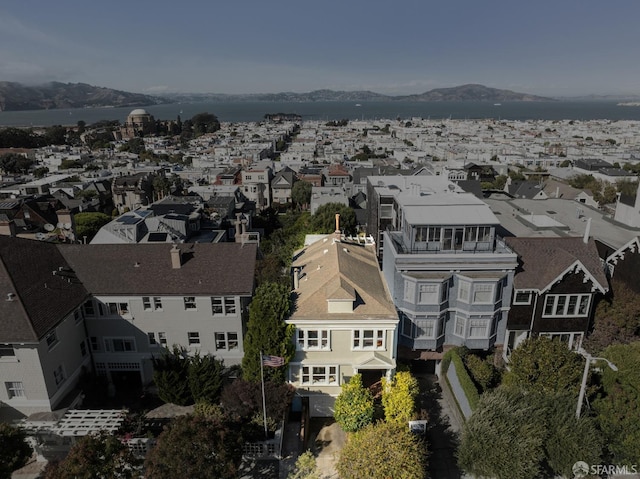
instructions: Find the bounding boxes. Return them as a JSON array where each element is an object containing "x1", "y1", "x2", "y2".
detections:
[{"x1": 442, "y1": 348, "x2": 480, "y2": 411}]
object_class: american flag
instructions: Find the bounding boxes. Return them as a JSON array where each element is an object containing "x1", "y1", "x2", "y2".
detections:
[{"x1": 262, "y1": 354, "x2": 285, "y2": 367}]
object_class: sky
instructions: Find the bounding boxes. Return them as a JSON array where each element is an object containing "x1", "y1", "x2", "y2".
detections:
[{"x1": 1, "y1": 0, "x2": 640, "y2": 97}]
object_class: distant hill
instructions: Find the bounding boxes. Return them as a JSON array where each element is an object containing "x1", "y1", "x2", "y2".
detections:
[
  {"x1": 163, "y1": 84, "x2": 553, "y2": 103},
  {"x1": 396, "y1": 84, "x2": 554, "y2": 102},
  {"x1": 0, "y1": 82, "x2": 169, "y2": 111}
]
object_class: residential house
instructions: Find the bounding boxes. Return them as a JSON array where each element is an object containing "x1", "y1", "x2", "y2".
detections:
[
  {"x1": 111, "y1": 172, "x2": 155, "y2": 214},
  {"x1": 367, "y1": 176, "x2": 519, "y2": 368},
  {"x1": 0, "y1": 237, "x2": 90, "y2": 418},
  {"x1": 0, "y1": 237, "x2": 257, "y2": 419},
  {"x1": 504, "y1": 236, "x2": 608, "y2": 356},
  {"x1": 324, "y1": 164, "x2": 351, "y2": 187},
  {"x1": 310, "y1": 186, "x2": 350, "y2": 215},
  {"x1": 287, "y1": 234, "x2": 399, "y2": 417},
  {"x1": 297, "y1": 167, "x2": 324, "y2": 188},
  {"x1": 271, "y1": 166, "x2": 297, "y2": 206},
  {"x1": 241, "y1": 167, "x2": 272, "y2": 210}
]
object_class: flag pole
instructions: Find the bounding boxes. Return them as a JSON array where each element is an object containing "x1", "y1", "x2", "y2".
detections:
[{"x1": 260, "y1": 351, "x2": 268, "y2": 439}]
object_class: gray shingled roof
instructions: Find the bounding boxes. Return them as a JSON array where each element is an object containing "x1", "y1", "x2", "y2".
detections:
[
  {"x1": 0, "y1": 236, "x2": 89, "y2": 342},
  {"x1": 59, "y1": 243, "x2": 257, "y2": 296},
  {"x1": 505, "y1": 236, "x2": 608, "y2": 292}
]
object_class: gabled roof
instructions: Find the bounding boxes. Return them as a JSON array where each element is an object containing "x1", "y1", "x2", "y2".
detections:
[
  {"x1": 290, "y1": 236, "x2": 397, "y2": 321},
  {"x1": 506, "y1": 236, "x2": 608, "y2": 293},
  {"x1": 59, "y1": 243, "x2": 257, "y2": 296},
  {"x1": 0, "y1": 236, "x2": 89, "y2": 342}
]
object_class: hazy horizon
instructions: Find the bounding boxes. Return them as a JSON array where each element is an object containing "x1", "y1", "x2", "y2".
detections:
[{"x1": 2, "y1": 0, "x2": 640, "y2": 98}]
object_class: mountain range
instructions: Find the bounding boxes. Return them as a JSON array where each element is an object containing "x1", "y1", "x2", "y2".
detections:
[{"x1": 0, "y1": 82, "x2": 555, "y2": 111}]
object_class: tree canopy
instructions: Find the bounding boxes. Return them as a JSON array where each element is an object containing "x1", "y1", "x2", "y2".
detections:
[
  {"x1": 381, "y1": 370, "x2": 419, "y2": 424},
  {"x1": 0, "y1": 423, "x2": 32, "y2": 479},
  {"x1": 42, "y1": 431, "x2": 141, "y2": 479},
  {"x1": 336, "y1": 422, "x2": 427, "y2": 479},
  {"x1": 310, "y1": 203, "x2": 357, "y2": 236},
  {"x1": 144, "y1": 414, "x2": 243, "y2": 479},
  {"x1": 502, "y1": 336, "x2": 584, "y2": 394},
  {"x1": 333, "y1": 374, "x2": 374, "y2": 433},
  {"x1": 241, "y1": 282, "x2": 294, "y2": 382},
  {"x1": 74, "y1": 212, "x2": 111, "y2": 242},
  {"x1": 291, "y1": 181, "x2": 312, "y2": 209}
]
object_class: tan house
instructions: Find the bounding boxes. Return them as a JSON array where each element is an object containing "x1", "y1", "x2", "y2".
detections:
[{"x1": 287, "y1": 232, "x2": 399, "y2": 417}]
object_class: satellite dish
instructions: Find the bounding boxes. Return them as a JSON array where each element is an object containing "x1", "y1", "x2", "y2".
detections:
[
  {"x1": 44, "y1": 223, "x2": 54, "y2": 232},
  {"x1": 63, "y1": 223, "x2": 72, "y2": 230},
  {"x1": 35, "y1": 232, "x2": 47, "y2": 241}
]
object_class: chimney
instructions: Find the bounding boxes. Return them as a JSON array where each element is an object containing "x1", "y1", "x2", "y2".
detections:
[
  {"x1": 170, "y1": 244, "x2": 182, "y2": 269},
  {"x1": 235, "y1": 213, "x2": 242, "y2": 238},
  {"x1": 583, "y1": 217, "x2": 592, "y2": 244},
  {"x1": 334, "y1": 213, "x2": 341, "y2": 238},
  {"x1": 293, "y1": 267, "x2": 300, "y2": 290}
]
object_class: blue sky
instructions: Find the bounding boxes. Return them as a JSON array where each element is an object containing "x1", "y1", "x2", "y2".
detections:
[{"x1": 1, "y1": 0, "x2": 639, "y2": 97}]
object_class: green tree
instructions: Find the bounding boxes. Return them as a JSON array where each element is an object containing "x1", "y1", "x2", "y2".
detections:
[
  {"x1": 336, "y1": 422, "x2": 427, "y2": 479},
  {"x1": 119, "y1": 138, "x2": 146, "y2": 155},
  {"x1": 42, "y1": 431, "x2": 141, "y2": 479},
  {"x1": 310, "y1": 203, "x2": 357, "y2": 235},
  {"x1": 502, "y1": 336, "x2": 583, "y2": 394},
  {"x1": 593, "y1": 342, "x2": 640, "y2": 464},
  {"x1": 144, "y1": 415, "x2": 243, "y2": 479},
  {"x1": 288, "y1": 450, "x2": 320, "y2": 479},
  {"x1": 291, "y1": 181, "x2": 312, "y2": 210},
  {"x1": 33, "y1": 166, "x2": 49, "y2": 178},
  {"x1": 152, "y1": 175, "x2": 171, "y2": 200},
  {"x1": 190, "y1": 112, "x2": 221, "y2": 137},
  {"x1": 381, "y1": 371, "x2": 419, "y2": 424},
  {"x1": 0, "y1": 423, "x2": 32, "y2": 479},
  {"x1": 492, "y1": 174, "x2": 508, "y2": 190},
  {"x1": 241, "y1": 282, "x2": 294, "y2": 383},
  {"x1": 0, "y1": 153, "x2": 34, "y2": 174},
  {"x1": 152, "y1": 347, "x2": 193, "y2": 405},
  {"x1": 333, "y1": 374, "x2": 374, "y2": 433},
  {"x1": 188, "y1": 353, "x2": 225, "y2": 404},
  {"x1": 73, "y1": 212, "x2": 111, "y2": 243},
  {"x1": 617, "y1": 179, "x2": 639, "y2": 198}
]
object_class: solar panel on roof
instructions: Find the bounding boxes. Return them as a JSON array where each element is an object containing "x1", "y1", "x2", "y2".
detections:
[
  {"x1": 117, "y1": 216, "x2": 140, "y2": 224},
  {"x1": 148, "y1": 232, "x2": 169, "y2": 242}
]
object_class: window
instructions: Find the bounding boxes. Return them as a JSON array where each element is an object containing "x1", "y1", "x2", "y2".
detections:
[
  {"x1": 90, "y1": 337, "x2": 99, "y2": 351},
  {"x1": 514, "y1": 291, "x2": 532, "y2": 305},
  {"x1": 458, "y1": 280, "x2": 470, "y2": 302},
  {"x1": 353, "y1": 329, "x2": 385, "y2": 350},
  {"x1": 468, "y1": 318, "x2": 491, "y2": 338},
  {"x1": 301, "y1": 366, "x2": 338, "y2": 385},
  {"x1": 441, "y1": 282, "x2": 449, "y2": 303},
  {"x1": 418, "y1": 284, "x2": 439, "y2": 304},
  {"x1": 297, "y1": 329, "x2": 330, "y2": 350},
  {"x1": 539, "y1": 332, "x2": 584, "y2": 351},
  {"x1": 542, "y1": 294, "x2": 591, "y2": 317},
  {"x1": 403, "y1": 280, "x2": 416, "y2": 302},
  {"x1": 104, "y1": 338, "x2": 136, "y2": 352},
  {"x1": 82, "y1": 300, "x2": 95, "y2": 316},
  {"x1": 379, "y1": 204, "x2": 394, "y2": 219},
  {"x1": 454, "y1": 316, "x2": 466, "y2": 337},
  {"x1": 53, "y1": 365, "x2": 65, "y2": 386},
  {"x1": 147, "y1": 332, "x2": 157, "y2": 346},
  {"x1": 214, "y1": 332, "x2": 239, "y2": 350},
  {"x1": 184, "y1": 297, "x2": 197, "y2": 310},
  {"x1": 74, "y1": 310, "x2": 82, "y2": 323},
  {"x1": 46, "y1": 330, "x2": 59, "y2": 350},
  {"x1": 5, "y1": 381, "x2": 25, "y2": 398},
  {"x1": 212, "y1": 297, "x2": 223, "y2": 314},
  {"x1": 0, "y1": 344, "x2": 15, "y2": 359},
  {"x1": 142, "y1": 297, "x2": 152, "y2": 311},
  {"x1": 224, "y1": 297, "x2": 236, "y2": 314},
  {"x1": 473, "y1": 284, "x2": 494, "y2": 304},
  {"x1": 188, "y1": 332, "x2": 200, "y2": 346},
  {"x1": 106, "y1": 302, "x2": 130, "y2": 316},
  {"x1": 80, "y1": 340, "x2": 87, "y2": 357},
  {"x1": 415, "y1": 318, "x2": 439, "y2": 339},
  {"x1": 153, "y1": 297, "x2": 163, "y2": 310},
  {"x1": 158, "y1": 332, "x2": 167, "y2": 347},
  {"x1": 401, "y1": 316, "x2": 414, "y2": 338}
]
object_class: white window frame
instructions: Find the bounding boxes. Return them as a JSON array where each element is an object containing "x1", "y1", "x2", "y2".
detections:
[
  {"x1": 542, "y1": 294, "x2": 591, "y2": 317},
  {"x1": 5, "y1": 381, "x2": 25, "y2": 398},
  {"x1": 468, "y1": 318, "x2": 491, "y2": 339},
  {"x1": 147, "y1": 332, "x2": 158, "y2": 346},
  {"x1": 224, "y1": 297, "x2": 236, "y2": 315},
  {"x1": 211, "y1": 297, "x2": 223, "y2": 315},
  {"x1": 188, "y1": 332, "x2": 201, "y2": 346},
  {"x1": 53, "y1": 365, "x2": 65, "y2": 386},
  {"x1": 415, "y1": 317, "x2": 439, "y2": 339},
  {"x1": 82, "y1": 300, "x2": 95, "y2": 316},
  {"x1": 142, "y1": 297, "x2": 152, "y2": 311},
  {"x1": 46, "y1": 330, "x2": 59, "y2": 350},
  {"x1": 513, "y1": 291, "x2": 533, "y2": 305},
  {"x1": 297, "y1": 329, "x2": 330, "y2": 350},
  {"x1": 301, "y1": 365, "x2": 338, "y2": 386},
  {"x1": 538, "y1": 332, "x2": 584, "y2": 351},
  {"x1": 418, "y1": 284, "x2": 439, "y2": 305},
  {"x1": 158, "y1": 332, "x2": 167, "y2": 347},
  {"x1": 106, "y1": 302, "x2": 130, "y2": 316},
  {"x1": 184, "y1": 297, "x2": 197, "y2": 310},
  {"x1": 472, "y1": 283, "x2": 495, "y2": 304},
  {"x1": 153, "y1": 297, "x2": 163, "y2": 311},
  {"x1": 454, "y1": 315, "x2": 466, "y2": 338},
  {"x1": 104, "y1": 337, "x2": 136, "y2": 352},
  {"x1": 0, "y1": 344, "x2": 16, "y2": 359},
  {"x1": 214, "y1": 332, "x2": 239, "y2": 351},
  {"x1": 403, "y1": 280, "x2": 416, "y2": 302},
  {"x1": 457, "y1": 280, "x2": 471, "y2": 303},
  {"x1": 352, "y1": 329, "x2": 385, "y2": 350}
]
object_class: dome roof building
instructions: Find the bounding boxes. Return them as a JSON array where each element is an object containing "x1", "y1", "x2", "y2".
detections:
[{"x1": 120, "y1": 108, "x2": 156, "y2": 139}]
